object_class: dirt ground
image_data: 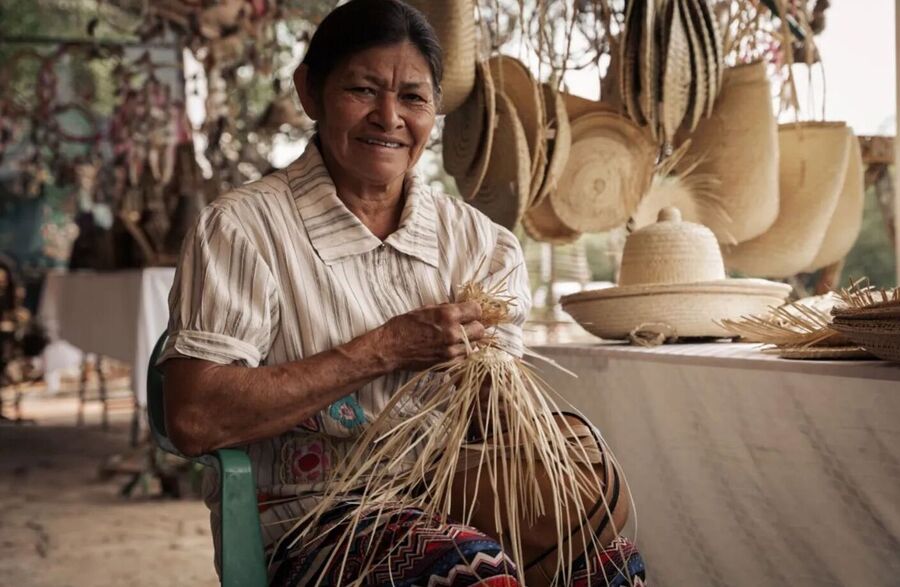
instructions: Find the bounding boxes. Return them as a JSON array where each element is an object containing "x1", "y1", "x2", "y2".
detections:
[{"x1": 0, "y1": 395, "x2": 218, "y2": 587}]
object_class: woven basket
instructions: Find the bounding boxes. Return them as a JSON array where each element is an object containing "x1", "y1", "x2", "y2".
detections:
[
  {"x1": 830, "y1": 320, "x2": 900, "y2": 362},
  {"x1": 488, "y1": 55, "x2": 546, "y2": 201},
  {"x1": 456, "y1": 91, "x2": 530, "y2": 229},
  {"x1": 680, "y1": 61, "x2": 779, "y2": 244},
  {"x1": 550, "y1": 111, "x2": 657, "y2": 232},
  {"x1": 805, "y1": 129, "x2": 865, "y2": 271},
  {"x1": 406, "y1": 0, "x2": 475, "y2": 114},
  {"x1": 532, "y1": 84, "x2": 572, "y2": 208},
  {"x1": 443, "y1": 60, "x2": 496, "y2": 190},
  {"x1": 724, "y1": 121, "x2": 851, "y2": 278}
]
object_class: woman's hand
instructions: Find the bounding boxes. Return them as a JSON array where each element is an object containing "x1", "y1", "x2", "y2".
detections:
[{"x1": 376, "y1": 301, "x2": 485, "y2": 371}]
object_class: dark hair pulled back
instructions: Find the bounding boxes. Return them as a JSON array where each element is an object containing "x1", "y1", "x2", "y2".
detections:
[{"x1": 301, "y1": 0, "x2": 443, "y2": 102}]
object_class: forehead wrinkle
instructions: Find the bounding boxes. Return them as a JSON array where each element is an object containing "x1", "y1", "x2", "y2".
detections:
[{"x1": 346, "y1": 66, "x2": 431, "y2": 93}]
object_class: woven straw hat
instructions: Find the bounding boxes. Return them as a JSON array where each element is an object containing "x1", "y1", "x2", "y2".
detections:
[
  {"x1": 724, "y1": 121, "x2": 851, "y2": 278},
  {"x1": 488, "y1": 55, "x2": 546, "y2": 201},
  {"x1": 532, "y1": 84, "x2": 572, "y2": 208},
  {"x1": 561, "y1": 92, "x2": 617, "y2": 121},
  {"x1": 830, "y1": 320, "x2": 900, "y2": 362},
  {"x1": 775, "y1": 346, "x2": 874, "y2": 360},
  {"x1": 680, "y1": 61, "x2": 779, "y2": 244},
  {"x1": 550, "y1": 111, "x2": 656, "y2": 232},
  {"x1": 443, "y1": 60, "x2": 496, "y2": 188},
  {"x1": 405, "y1": 0, "x2": 475, "y2": 114},
  {"x1": 805, "y1": 129, "x2": 865, "y2": 271},
  {"x1": 561, "y1": 207, "x2": 792, "y2": 340},
  {"x1": 522, "y1": 196, "x2": 581, "y2": 244},
  {"x1": 456, "y1": 91, "x2": 530, "y2": 229}
]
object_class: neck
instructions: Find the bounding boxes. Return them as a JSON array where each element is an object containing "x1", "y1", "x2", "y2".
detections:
[{"x1": 319, "y1": 142, "x2": 406, "y2": 241}]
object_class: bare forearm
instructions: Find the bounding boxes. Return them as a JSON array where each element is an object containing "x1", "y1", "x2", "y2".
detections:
[{"x1": 165, "y1": 328, "x2": 394, "y2": 456}]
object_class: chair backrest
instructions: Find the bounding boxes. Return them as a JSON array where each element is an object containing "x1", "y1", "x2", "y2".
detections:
[{"x1": 147, "y1": 333, "x2": 181, "y2": 456}]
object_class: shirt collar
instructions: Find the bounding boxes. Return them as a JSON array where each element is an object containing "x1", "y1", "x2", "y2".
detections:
[{"x1": 285, "y1": 140, "x2": 439, "y2": 268}]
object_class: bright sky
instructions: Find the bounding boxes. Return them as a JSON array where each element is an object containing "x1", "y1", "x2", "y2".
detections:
[{"x1": 792, "y1": 0, "x2": 895, "y2": 135}]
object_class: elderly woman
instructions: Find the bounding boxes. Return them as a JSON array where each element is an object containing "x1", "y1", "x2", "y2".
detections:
[{"x1": 161, "y1": 1, "x2": 644, "y2": 585}]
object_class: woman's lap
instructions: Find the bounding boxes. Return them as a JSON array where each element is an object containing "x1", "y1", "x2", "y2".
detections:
[{"x1": 269, "y1": 507, "x2": 646, "y2": 587}]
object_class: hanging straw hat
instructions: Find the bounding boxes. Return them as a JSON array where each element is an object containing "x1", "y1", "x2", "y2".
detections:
[
  {"x1": 549, "y1": 111, "x2": 657, "y2": 232},
  {"x1": 488, "y1": 55, "x2": 546, "y2": 202},
  {"x1": 561, "y1": 92, "x2": 617, "y2": 121},
  {"x1": 443, "y1": 60, "x2": 496, "y2": 188},
  {"x1": 532, "y1": 84, "x2": 572, "y2": 208},
  {"x1": 456, "y1": 91, "x2": 530, "y2": 229},
  {"x1": 679, "y1": 61, "x2": 779, "y2": 244},
  {"x1": 724, "y1": 121, "x2": 851, "y2": 278},
  {"x1": 522, "y1": 85, "x2": 579, "y2": 244},
  {"x1": 804, "y1": 129, "x2": 865, "y2": 271},
  {"x1": 561, "y1": 207, "x2": 791, "y2": 340},
  {"x1": 405, "y1": 0, "x2": 475, "y2": 114}
]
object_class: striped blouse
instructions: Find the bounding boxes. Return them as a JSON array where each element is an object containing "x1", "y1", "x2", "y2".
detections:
[{"x1": 159, "y1": 140, "x2": 531, "y2": 558}]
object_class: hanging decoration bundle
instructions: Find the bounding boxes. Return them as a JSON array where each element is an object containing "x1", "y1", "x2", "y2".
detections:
[{"x1": 274, "y1": 279, "x2": 633, "y2": 586}]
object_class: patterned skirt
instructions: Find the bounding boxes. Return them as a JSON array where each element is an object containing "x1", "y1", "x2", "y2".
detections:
[{"x1": 269, "y1": 507, "x2": 646, "y2": 587}]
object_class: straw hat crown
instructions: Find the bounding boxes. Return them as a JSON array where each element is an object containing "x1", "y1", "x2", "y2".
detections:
[{"x1": 618, "y1": 206, "x2": 726, "y2": 286}]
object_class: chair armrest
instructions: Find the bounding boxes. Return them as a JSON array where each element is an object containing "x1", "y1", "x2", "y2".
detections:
[{"x1": 212, "y1": 448, "x2": 268, "y2": 587}]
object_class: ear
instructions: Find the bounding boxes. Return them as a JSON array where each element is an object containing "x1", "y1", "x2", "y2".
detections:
[{"x1": 294, "y1": 64, "x2": 322, "y2": 121}]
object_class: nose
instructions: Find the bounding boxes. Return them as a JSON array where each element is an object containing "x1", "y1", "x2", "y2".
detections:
[{"x1": 367, "y1": 92, "x2": 404, "y2": 131}]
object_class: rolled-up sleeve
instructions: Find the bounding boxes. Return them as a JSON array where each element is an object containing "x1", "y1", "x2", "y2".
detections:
[
  {"x1": 159, "y1": 206, "x2": 279, "y2": 368},
  {"x1": 482, "y1": 226, "x2": 531, "y2": 357}
]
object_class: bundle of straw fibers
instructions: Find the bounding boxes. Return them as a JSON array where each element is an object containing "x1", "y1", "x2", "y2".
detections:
[
  {"x1": 805, "y1": 130, "x2": 865, "y2": 271},
  {"x1": 680, "y1": 61, "x2": 779, "y2": 244},
  {"x1": 724, "y1": 122, "x2": 851, "y2": 278},
  {"x1": 455, "y1": 91, "x2": 531, "y2": 229},
  {"x1": 405, "y1": 0, "x2": 475, "y2": 114},
  {"x1": 274, "y1": 280, "x2": 633, "y2": 586}
]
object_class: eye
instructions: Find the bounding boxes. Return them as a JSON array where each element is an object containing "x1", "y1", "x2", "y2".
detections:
[
  {"x1": 403, "y1": 93, "x2": 426, "y2": 103},
  {"x1": 349, "y1": 86, "x2": 376, "y2": 96}
]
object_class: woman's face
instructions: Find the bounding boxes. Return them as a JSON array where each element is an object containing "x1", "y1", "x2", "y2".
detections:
[{"x1": 314, "y1": 42, "x2": 437, "y2": 191}]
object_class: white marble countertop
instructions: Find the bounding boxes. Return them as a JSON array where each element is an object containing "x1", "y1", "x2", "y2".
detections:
[{"x1": 530, "y1": 341, "x2": 900, "y2": 382}]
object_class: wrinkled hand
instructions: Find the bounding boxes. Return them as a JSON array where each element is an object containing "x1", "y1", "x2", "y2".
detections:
[{"x1": 378, "y1": 302, "x2": 485, "y2": 371}]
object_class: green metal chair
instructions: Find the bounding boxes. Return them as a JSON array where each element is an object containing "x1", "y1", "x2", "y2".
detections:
[{"x1": 147, "y1": 333, "x2": 268, "y2": 587}]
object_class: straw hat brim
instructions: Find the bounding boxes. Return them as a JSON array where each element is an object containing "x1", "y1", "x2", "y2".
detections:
[
  {"x1": 457, "y1": 91, "x2": 531, "y2": 229},
  {"x1": 550, "y1": 112, "x2": 657, "y2": 232},
  {"x1": 488, "y1": 55, "x2": 546, "y2": 199},
  {"x1": 561, "y1": 278, "x2": 792, "y2": 339},
  {"x1": 522, "y1": 195, "x2": 581, "y2": 244},
  {"x1": 830, "y1": 321, "x2": 900, "y2": 362},
  {"x1": 775, "y1": 346, "x2": 875, "y2": 360},
  {"x1": 443, "y1": 60, "x2": 495, "y2": 180},
  {"x1": 406, "y1": 0, "x2": 475, "y2": 114},
  {"x1": 561, "y1": 92, "x2": 617, "y2": 121},
  {"x1": 532, "y1": 84, "x2": 572, "y2": 208}
]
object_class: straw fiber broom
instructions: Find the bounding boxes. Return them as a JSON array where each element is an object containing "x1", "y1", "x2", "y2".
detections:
[{"x1": 273, "y1": 278, "x2": 635, "y2": 586}]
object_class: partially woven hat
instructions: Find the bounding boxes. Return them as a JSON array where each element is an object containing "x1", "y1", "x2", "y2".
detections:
[
  {"x1": 561, "y1": 207, "x2": 791, "y2": 340},
  {"x1": 405, "y1": 0, "x2": 475, "y2": 114},
  {"x1": 724, "y1": 122, "x2": 851, "y2": 278},
  {"x1": 488, "y1": 55, "x2": 546, "y2": 201},
  {"x1": 456, "y1": 91, "x2": 530, "y2": 229},
  {"x1": 550, "y1": 111, "x2": 657, "y2": 232},
  {"x1": 805, "y1": 129, "x2": 864, "y2": 271},
  {"x1": 443, "y1": 60, "x2": 496, "y2": 190},
  {"x1": 679, "y1": 61, "x2": 779, "y2": 244}
]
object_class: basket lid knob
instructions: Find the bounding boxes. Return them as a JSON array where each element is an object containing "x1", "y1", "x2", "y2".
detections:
[{"x1": 657, "y1": 206, "x2": 682, "y2": 223}]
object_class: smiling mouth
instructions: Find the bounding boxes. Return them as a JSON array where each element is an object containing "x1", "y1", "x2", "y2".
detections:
[{"x1": 359, "y1": 138, "x2": 404, "y2": 148}]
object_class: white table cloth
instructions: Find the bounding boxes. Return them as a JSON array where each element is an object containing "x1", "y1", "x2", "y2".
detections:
[
  {"x1": 40, "y1": 268, "x2": 175, "y2": 406},
  {"x1": 531, "y1": 342, "x2": 900, "y2": 587}
]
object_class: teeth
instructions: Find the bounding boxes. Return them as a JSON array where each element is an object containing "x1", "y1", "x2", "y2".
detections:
[{"x1": 364, "y1": 139, "x2": 401, "y2": 148}]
